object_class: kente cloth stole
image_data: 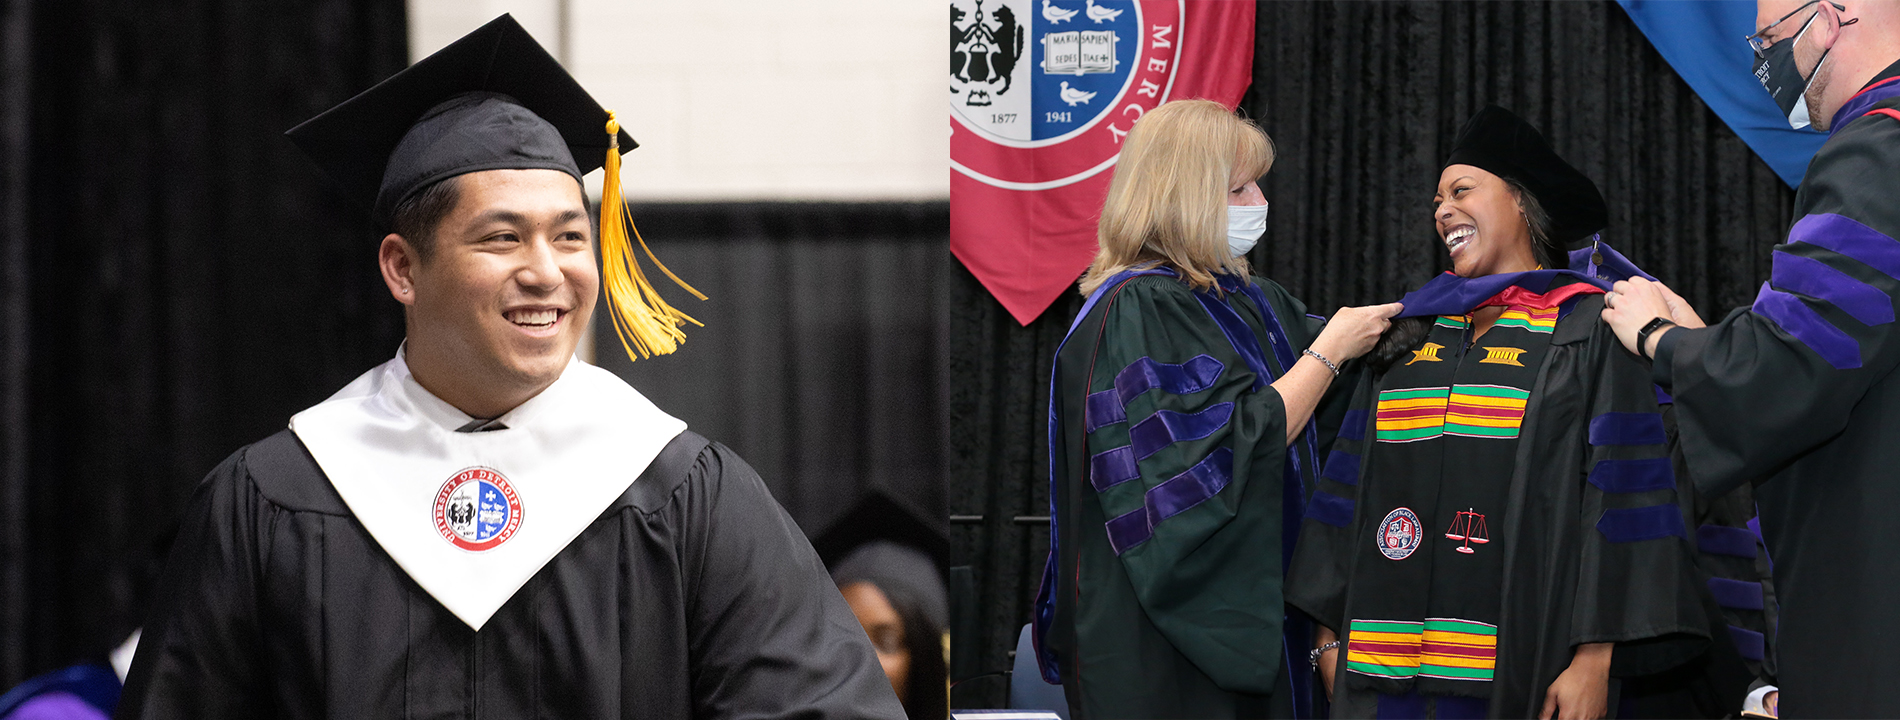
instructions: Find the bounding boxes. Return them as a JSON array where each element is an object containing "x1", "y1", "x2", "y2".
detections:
[{"x1": 1340, "y1": 280, "x2": 1588, "y2": 697}]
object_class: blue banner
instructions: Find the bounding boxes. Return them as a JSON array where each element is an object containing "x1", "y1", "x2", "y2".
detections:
[{"x1": 1618, "y1": 0, "x2": 1829, "y2": 188}]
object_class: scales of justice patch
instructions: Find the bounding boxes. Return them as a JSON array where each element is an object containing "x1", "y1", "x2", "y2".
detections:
[
  {"x1": 1378, "y1": 507, "x2": 1423, "y2": 560},
  {"x1": 433, "y1": 467, "x2": 524, "y2": 552}
]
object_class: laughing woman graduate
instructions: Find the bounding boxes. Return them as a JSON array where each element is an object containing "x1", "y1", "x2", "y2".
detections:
[
  {"x1": 1286, "y1": 107, "x2": 1706, "y2": 720},
  {"x1": 1033, "y1": 100, "x2": 1399, "y2": 719}
]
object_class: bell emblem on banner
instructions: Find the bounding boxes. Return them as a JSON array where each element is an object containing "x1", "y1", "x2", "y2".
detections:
[{"x1": 1445, "y1": 509, "x2": 1490, "y2": 554}]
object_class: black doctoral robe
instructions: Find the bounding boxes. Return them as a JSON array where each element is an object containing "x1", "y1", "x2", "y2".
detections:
[
  {"x1": 1650, "y1": 61, "x2": 1900, "y2": 719},
  {"x1": 116, "y1": 430, "x2": 904, "y2": 719},
  {"x1": 1287, "y1": 273, "x2": 1708, "y2": 719}
]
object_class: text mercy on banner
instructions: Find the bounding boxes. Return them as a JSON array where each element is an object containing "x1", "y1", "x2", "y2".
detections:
[{"x1": 950, "y1": 0, "x2": 1255, "y2": 325}]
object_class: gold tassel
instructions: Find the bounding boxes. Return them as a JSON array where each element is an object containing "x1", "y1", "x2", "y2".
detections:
[{"x1": 599, "y1": 112, "x2": 707, "y2": 361}]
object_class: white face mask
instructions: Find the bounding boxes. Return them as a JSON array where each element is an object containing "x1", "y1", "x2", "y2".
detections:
[{"x1": 1227, "y1": 201, "x2": 1269, "y2": 257}]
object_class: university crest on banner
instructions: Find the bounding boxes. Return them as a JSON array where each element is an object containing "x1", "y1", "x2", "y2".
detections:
[{"x1": 950, "y1": 0, "x2": 1255, "y2": 324}]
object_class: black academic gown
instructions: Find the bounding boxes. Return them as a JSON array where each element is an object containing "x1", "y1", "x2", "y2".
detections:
[
  {"x1": 1289, "y1": 281, "x2": 1708, "y2": 719},
  {"x1": 1650, "y1": 61, "x2": 1900, "y2": 719},
  {"x1": 116, "y1": 430, "x2": 904, "y2": 719}
]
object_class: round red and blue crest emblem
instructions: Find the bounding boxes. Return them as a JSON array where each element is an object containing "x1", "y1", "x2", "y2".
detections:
[
  {"x1": 950, "y1": 0, "x2": 1183, "y2": 189},
  {"x1": 1377, "y1": 507, "x2": 1422, "y2": 560},
  {"x1": 433, "y1": 467, "x2": 523, "y2": 552}
]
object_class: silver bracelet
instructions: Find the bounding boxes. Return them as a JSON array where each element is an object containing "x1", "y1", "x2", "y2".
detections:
[
  {"x1": 1309, "y1": 640, "x2": 1342, "y2": 671},
  {"x1": 1303, "y1": 348, "x2": 1340, "y2": 376}
]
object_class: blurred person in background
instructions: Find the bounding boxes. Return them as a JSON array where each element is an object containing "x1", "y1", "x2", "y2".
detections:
[{"x1": 832, "y1": 541, "x2": 949, "y2": 720}]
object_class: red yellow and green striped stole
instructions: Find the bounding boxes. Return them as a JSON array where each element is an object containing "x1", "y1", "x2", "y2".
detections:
[{"x1": 1346, "y1": 618, "x2": 1498, "y2": 682}]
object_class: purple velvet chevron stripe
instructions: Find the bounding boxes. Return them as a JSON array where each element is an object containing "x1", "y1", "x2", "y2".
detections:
[
  {"x1": 1147, "y1": 447, "x2": 1236, "y2": 522},
  {"x1": 1754, "y1": 282, "x2": 1863, "y2": 369},
  {"x1": 1321, "y1": 450, "x2": 1360, "y2": 486},
  {"x1": 1306, "y1": 490, "x2": 1354, "y2": 528},
  {"x1": 1340, "y1": 409, "x2": 1370, "y2": 442},
  {"x1": 1116, "y1": 354, "x2": 1224, "y2": 402},
  {"x1": 1771, "y1": 251, "x2": 1896, "y2": 326},
  {"x1": 1129, "y1": 402, "x2": 1234, "y2": 460},
  {"x1": 1654, "y1": 386, "x2": 1673, "y2": 405},
  {"x1": 1104, "y1": 448, "x2": 1236, "y2": 555},
  {"x1": 1587, "y1": 412, "x2": 1667, "y2": 446},
  {"x1": 1787, "y1": 213, "x2": 1900, "y2": 280},
  {"x1": 1089, "y1": 446, "x2": 1139, "y2": 491},
  {"x1": 1105, "y1": 507, "x2": 1150, "y2": 555},
  {"x1": 1708, "y1": 577, "x2": 1765, "y2": 611},
  {"x1": 1596, "y1": 504, "x2": 1687, "y2": 543},
  {"x1": 1697, "y1": 524, "x2": 1758, "y2": 559},
  {"x1": 1587, "y1": 458, "x2": 1674, "y2": 494},
  {"x1": 1084, "y1": 390, "x2": 1125, "y2": 433},
  {"x1": 1084, "y1": 355, "x2": 1226, "y2": 433},
  {"x1": 1728, "y1": 625, "x2": 1765, "y2": 662}
]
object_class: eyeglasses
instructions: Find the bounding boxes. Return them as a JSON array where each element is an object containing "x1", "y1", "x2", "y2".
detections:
[{"x1": 1746, "y1": 1, "x2": 1855, "y2": 58}]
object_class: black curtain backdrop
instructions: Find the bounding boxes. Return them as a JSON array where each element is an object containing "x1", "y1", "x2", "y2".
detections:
[
  {"x1": 0, "y1": 0, "x2": 409, "y2": 686},
  {"x1": 596, "y1": 202, "x2": 951, "y2": 563},
  {"x1": 946, "y1": 1, "x2": 1797, "y2": 708}
]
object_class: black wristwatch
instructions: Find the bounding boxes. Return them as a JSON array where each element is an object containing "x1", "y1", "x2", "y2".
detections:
[{"x1": 1637, "y1": 317, "x2": 1676, "y2": 361}]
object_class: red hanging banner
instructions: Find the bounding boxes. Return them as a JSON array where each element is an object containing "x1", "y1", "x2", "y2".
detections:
[{"x1": 950, "y1": 0, "x2": 1256, "y2": 325}]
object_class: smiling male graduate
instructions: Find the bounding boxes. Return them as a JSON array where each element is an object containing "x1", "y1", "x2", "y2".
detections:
[{"x1": 115, "y1": 15, "x2": 902, "y2": 719}]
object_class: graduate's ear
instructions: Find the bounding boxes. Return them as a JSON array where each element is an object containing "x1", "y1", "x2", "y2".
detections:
[{"x1": 379, "y1": 233, "x2": 420, "y2": 307}]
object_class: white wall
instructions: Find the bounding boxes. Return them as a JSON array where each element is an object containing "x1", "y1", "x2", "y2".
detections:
[{"x1": 408, "y1": 0, "x2": 946, "y2": 202}]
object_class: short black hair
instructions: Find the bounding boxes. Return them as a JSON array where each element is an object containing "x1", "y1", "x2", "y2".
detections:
[{"x1": 387, "y1": 174, "x2": 464, "y2": 263}]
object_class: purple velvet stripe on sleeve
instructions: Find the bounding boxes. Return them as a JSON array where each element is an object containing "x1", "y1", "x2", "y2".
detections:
[
  {"x1": 1788, "y1": 212, "x2": 1900, "y2": 281},
  {"x1": 1587, "y1": 458, "x2": 1675, "y2": 494},
  {"x1": 1086, "y1": 355, "x2": 1226, "y2": 433},
  {"x1": 1770, "y1": 251, "x2": 1896, "y2": 326},
  {"x1": 1339, "y1": 409, "x2": 1369, "y2": 442},
  {"x1": 1708, "y1": 577, "x2": 1766, "y2": 611},
  {"x1": 1105, "y1": 507, "x2": 1150, "y2": 555},
  {"x1": 1115, "y1": 354, "x2": 1225, "y2": 404},
  {"x1": 1697, "y1": 524, "x2": 1759, "y2": 559},
  {"x1": 1654, "y1": 386, "x2": 1673, "y2": 405},
  {"x1": 1089, "y1": 446, "x2": 1139, "y2": 492},
  {"x1": 1084, "y1": 390, "x2": 1125, "y2": 433},
  {"x1": 1728, "y1": 625, "x2": 1766, "y2": 662},
  {"x1": 1306, "y1": 490, "x2": 1354, "y2": 528},
  {"x1": 1596, "y1": 504, "x2": 1687, "y2": 543},
  {"x1": 1128, "y1": 402, "x2": 1234, "y2": 460},
  {"x1": 1321, "y1": 450, "x2": 1360, "y2": 486},
  {"x1": 1103, "y1": 448, "x2": 1236, "y2": 555},
  {"x1": 1146, "y1": 447, "x2": 1235, "y2": 524},
  {"x1": 1587, "y1": 412, "x2": 1666, "y2": 446},
  {"x1": 1753, "y1": 282, "x2": 1863, "y2": 369}
]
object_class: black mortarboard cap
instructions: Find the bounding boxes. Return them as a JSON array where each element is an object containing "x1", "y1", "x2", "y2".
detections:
[
  {"x1": 1443, "y1": 106, "x2": 1607, "y2": 245},
  {"x1": 285, "y1": 14, "x2": 636, "y2": 227},
  {"x1": 286, "y1": 14, "x2": 709, "y2": 363}
]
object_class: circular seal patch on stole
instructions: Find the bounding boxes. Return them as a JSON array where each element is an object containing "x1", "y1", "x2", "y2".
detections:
[
  {"x1": 1377, "y1": 507, "x2": 1423, "y2": 560},
  {"x1": 433, "y1": 467, "x2": 523, "y2": 552}
]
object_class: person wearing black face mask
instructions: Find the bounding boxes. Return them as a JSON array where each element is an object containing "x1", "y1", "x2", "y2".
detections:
[
  {"x1": 1752, "y1": 1, "x2": 1861, "y2": 128},
  {"x1": 1599, "y1": 1, "x2": 1900, "y2": 717}
]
